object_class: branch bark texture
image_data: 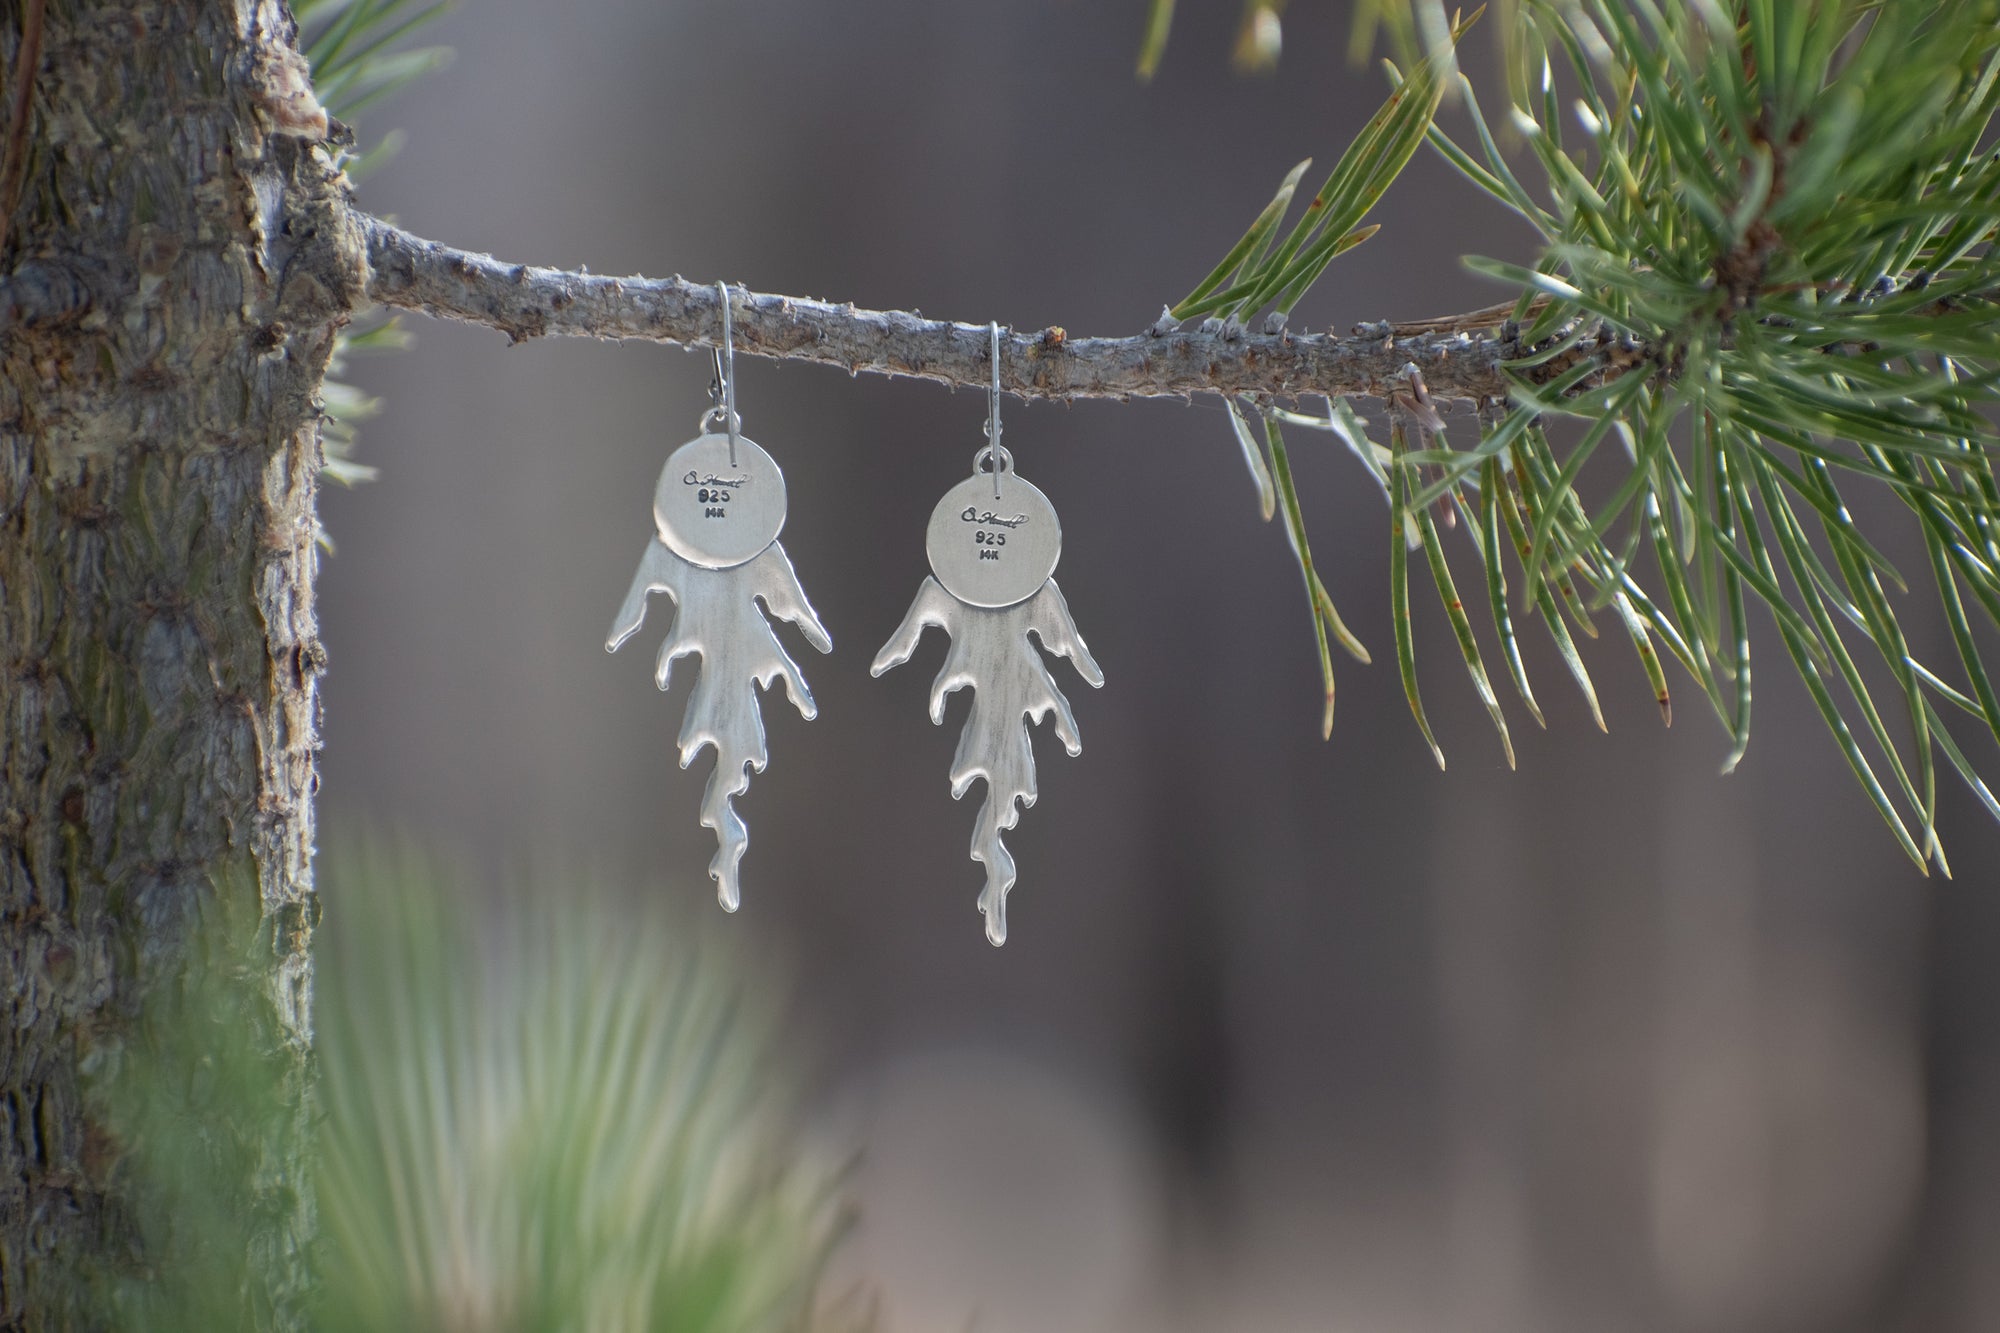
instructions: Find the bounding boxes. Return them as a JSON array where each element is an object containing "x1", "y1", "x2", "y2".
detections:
[{"x1": 361, "y1": 215, "x2": 1524, "y2": 406}]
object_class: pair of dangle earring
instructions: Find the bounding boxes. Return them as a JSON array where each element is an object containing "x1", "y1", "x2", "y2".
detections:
[
  {"x1": 609, "y1": 310, "x2": 1099, "y2": 945},
  {"x1": 871, "y1": 323, "x2": 1103, "y2": 945},
  {"x1": 607, "y1": 282, "x2": 831, "y2": 912}
]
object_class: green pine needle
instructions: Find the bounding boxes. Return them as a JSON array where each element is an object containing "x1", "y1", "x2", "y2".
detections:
[{"x1": 1181, "y1": 0, "x2": 2000, "y2": 865}]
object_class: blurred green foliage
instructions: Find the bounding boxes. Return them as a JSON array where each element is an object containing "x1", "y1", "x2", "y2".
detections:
[
  {"x1": 94, "y1": 848, "x2": 859, "y2": 1333},
  {"x1": 295, "y1": 0, "x2": 455, "y2": 498},
  {"x1": 297, "y1": 0, "x2": 453, "y2": 159},
  {"x1": 83, "y1": 856, "x2": 316, "y2": 1331}
]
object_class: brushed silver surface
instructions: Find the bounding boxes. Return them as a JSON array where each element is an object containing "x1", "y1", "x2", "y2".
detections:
[
  {"x1": 925, "y1": 471, "x2": 1062, "y2": 608},
  {"x1": 871, "y1": 574, "x2": 1102, "y2": 945},
  {"x1": 609, "y1": 535, "x2": 831, "y2": 911},
  {"x1": 652, "y1": 433, "x2": 788, "y2": 569}
]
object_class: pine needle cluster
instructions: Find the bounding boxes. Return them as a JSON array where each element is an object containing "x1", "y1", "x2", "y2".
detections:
[{"x1": 1179, "y1": 1, "x2": 2000, "y2": 869}]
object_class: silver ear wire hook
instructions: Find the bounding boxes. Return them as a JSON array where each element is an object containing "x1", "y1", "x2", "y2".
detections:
[
  {"x1": 985, "y1": 321, "x2": 1005, "y2": 500},
  {"x1": 715, "y1": 281, "x2": 741, "y2": 468}
]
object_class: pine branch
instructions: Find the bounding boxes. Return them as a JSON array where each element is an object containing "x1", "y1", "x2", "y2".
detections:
[
  {"x1": 353, "y1": 0, "x2": 2000, "y2": 876},
  {"x1": 358, "y1": 212, "x2": 1522, "y2": 406}
]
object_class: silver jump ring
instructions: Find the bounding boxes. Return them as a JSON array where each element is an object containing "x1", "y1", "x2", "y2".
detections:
[{"x1": 973, "y1": 442, "x2": 1014, "y2": 476}]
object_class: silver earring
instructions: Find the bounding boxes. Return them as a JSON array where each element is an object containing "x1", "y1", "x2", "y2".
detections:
[
  {"x1": 608, "y1": 282, "x2": 832, "y2": 912},
  {"x1": 872, "y1": 323, "x2": 1104, "y2": 945}
]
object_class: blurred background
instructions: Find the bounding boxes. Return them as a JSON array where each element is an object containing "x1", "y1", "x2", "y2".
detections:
[{"x1": 317, "y1": 3, "x2": 2000, "y2": 1330}]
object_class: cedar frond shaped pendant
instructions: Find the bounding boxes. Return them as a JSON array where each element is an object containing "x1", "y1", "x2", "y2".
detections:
[
  {"x1": 609, "y1": 429, "x2": 830, "y2": 910},
  {"x1": 872, "y1": 453, "x2": 1102, "y2": 945}
]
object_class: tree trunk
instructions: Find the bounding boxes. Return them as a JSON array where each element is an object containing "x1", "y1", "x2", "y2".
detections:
[{"x1": 0, "y1": 0, "x2": 358, "y2": 1325}]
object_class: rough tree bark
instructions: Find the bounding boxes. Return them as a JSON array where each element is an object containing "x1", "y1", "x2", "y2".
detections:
[{"x1": 0, "y1": 0, "x2": 362, "y2": 1325}]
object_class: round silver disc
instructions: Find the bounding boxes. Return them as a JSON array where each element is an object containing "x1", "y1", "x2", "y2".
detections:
[
  {"x1": 925, "y1": 472, "x2": 1061, "y2": 608},
  {"x1": 652, "y1": 433, "x2": 787, "y2": 569}
]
